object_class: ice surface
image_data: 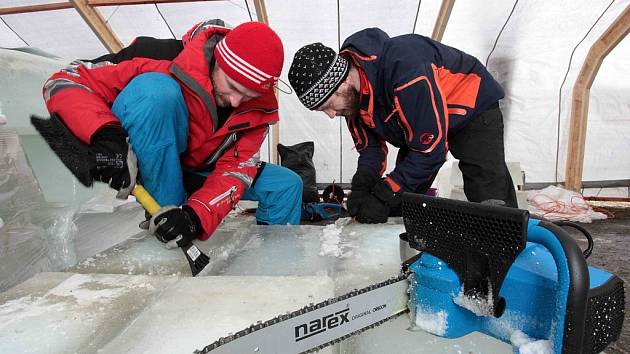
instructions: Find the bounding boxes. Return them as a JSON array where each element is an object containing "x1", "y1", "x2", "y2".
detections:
[
  {"x1": 2, "y1": 131, "x2": 513, "y2": 353},
  {"x1": 68, "y1": 214, "x2": 259, "y2": 277},
  {"x1": 71, "y1": 203, "x2": 147, "y2": 261},
  {"x1": 0, "y1": 49, "x2": 64, "y2": 135},
  {"x1": 214, "y1": 218, "x2": 406, "y2": 293},
  {"x1": 0, "y1": 129, "x2": 148, "y2": 291},
  {"x1": 0, "y1": 272, "x2": 334, "y2": 354},
  {"x1": 0, "y1": 129, "x2": 53, "y2": 291},
  {"x1": 340, "y1": 313, "x2": 512, "y2": 354},
  {"x1": 19, "y1": 134, "x2": 113, "y2": 205},
  {"x1": 0, "y1": 272, "x2": 177, "y2": 354},
  {"x1": 99, "y1": 275, "x2": 334, "y2": 353},
  {"x1": 3, "y1": 207, "x2": 515, "y2": 353}
]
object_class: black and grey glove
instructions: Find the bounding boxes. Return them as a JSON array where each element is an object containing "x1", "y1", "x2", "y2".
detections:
[
  {"x1": 149, "y1": 205, "x2": 203, "y2": 249},
  {"x1": 90, "y1": 125, "x2": 137, "y2": 199}
]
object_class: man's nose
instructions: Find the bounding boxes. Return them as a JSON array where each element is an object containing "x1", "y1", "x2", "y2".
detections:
[
  {"x1": 323, "y1": 109, "x2": 336, "y2": 119},
  {"x1": 229, "y1": 94, "x2": 244, "y2": 107}
]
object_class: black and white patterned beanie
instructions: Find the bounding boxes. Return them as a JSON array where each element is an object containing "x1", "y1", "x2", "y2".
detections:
[{"x1": 288, "y1": 43, "x2": 349, "y2": 110}]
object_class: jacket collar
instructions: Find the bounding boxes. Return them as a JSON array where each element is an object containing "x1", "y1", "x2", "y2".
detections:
[
  {"x1": 171, "y1": 25, "x2": 279, "y2": 131},
  {"x1": 341, "y1": 49, "x2": 377, "y2": 129}
]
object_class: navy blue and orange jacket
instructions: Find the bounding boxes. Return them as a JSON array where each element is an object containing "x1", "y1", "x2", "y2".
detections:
[{"x1": 341, "y1": 28, "x2": 504, "y2": 193}]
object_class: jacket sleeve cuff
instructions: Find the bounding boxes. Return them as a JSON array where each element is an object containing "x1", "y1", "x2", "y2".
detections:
[
  {"x1": 372, "y1": 178, "x2": 402, "y2": 207},
  {"x1": 185, "y1": 199, "x2": 216, "y2": 241},
  {"x1": 383, "y1": 176, "x2": 401, "y2": 192}
]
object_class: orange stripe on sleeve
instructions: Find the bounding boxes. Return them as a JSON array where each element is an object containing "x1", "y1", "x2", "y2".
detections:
[{"x1": 384, "y1": 177, "x2": 401, "y2": 192}]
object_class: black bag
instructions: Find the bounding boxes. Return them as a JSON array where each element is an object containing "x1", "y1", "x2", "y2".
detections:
[{"x1": 278, "y1": 142, "x2": 319, "y2": 203}]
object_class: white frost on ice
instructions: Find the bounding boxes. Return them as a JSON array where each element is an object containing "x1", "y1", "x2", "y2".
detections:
[
  {"x1": 319, "y1": 223, "x2": 344, "y2": 257},
  {"x1": 47, "y1": 273, "x2": 155, "y2": 306},
  {"x1": 0, "y1": 274, "x2": 156, "y2": 331},
  {"x1": 510, "y1": 330, "x2": 552, "y2": 354},
  {"x1": 414, "y1": 306, "x2": 448, "y2": 336}
]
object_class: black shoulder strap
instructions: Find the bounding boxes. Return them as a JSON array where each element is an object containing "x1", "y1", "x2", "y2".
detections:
[{"x1": 86, "y1": 37, "x2": 183, "y2": 64}]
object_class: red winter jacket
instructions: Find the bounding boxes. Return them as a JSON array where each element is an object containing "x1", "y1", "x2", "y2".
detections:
[{"x1": 43, "y1": 24, "x2": 279, "y2": 239}]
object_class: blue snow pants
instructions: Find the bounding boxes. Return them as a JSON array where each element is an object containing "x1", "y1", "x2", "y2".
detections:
[{"x1": 111, "y1": 72, "x2": 302, "y2": 225}]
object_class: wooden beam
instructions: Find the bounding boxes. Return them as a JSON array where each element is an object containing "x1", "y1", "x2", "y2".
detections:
[
  {"x1": 0, "y1": 3, "x2": 72, "y2": 16},
  {"x1": 431, "y1": 0, "x2": 455, "y2": 41},
  {"x1": 564, "y1": 5, "x2": 630, "y2": 191},
  {"x1": 69, "y1": 0, "x2": 123, "y2": 53},
  {"x1": 253, "y1": 0, "x2": 279, "y2": 164},
  {"x1": 0, "y1": 0, "x2": 219, "y2": 16},
  {"x1": 88, "y1": 0, "x2": 219, "y2": 6},
  {"x1": 253, "y1": 0, "x2": 269, "y2": 24}
]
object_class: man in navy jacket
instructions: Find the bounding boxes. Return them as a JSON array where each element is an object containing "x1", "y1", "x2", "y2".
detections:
[{"x1": 289, "y1": 28, "x2": 517, "y2": 223}]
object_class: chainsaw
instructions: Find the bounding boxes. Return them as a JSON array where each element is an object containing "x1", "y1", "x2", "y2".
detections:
[{"x1": 195, "y1": 194, "x2": 625, "y2": 354}]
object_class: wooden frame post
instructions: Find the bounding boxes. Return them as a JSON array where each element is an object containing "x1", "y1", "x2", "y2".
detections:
[
  {"x1": 69, "y1": 0, "x2": 123, "y2": 53},
  {"x1": 564, "y1": 5, "x2": 630, "y2": 191},
  {"x1": 432, "y1": 0, "x2": 455, "y2": 41},
  {"x1": 253, "y1": 0, "x2": 279, "y2": 164}
]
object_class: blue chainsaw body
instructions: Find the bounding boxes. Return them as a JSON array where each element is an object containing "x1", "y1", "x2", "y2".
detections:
[{"x1": 401, "y1": 194, "x2": 624, "y2": 354}]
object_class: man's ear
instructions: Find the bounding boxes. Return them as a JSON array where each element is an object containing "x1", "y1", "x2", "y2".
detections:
[{"x1": 334, "y1": 81, "x2": 349, "y2": 94}]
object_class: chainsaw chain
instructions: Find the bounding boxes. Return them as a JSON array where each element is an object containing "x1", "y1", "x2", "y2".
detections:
[{"x1": 194, "y1": 272, "x2": 410, "y2": 354}]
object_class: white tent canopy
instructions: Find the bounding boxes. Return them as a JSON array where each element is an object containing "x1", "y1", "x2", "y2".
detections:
[{"x1": 1, "y1": 0, "x2": 629, "y2": 186}]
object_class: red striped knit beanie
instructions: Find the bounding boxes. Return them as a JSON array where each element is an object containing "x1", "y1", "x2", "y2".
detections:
[{"x1": 214, "y1": 22, "x2": 284, "y2": 94}]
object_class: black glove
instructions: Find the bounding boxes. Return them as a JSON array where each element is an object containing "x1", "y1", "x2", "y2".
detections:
[
  {"x1": 90, "y1": 125, "x2": 137, "y2": 194},
  {"x1": 347, "y1": 168, "x2": 379, "y2": 217},
  {"x1": 372, "y1": 179, "x2": 402, "y2": 209},
  {"x1": 355, "y1": 178, "x2": 403, "y2": 223},
  {"x1": 149, "y1": 205, "x2": 203, "y2": 248},
  {"x1": 355, "y1": 195, "x2": 390, "y2": 224},
  {"x1": 350, "y1": 167, "x2": 379, "y2": 192},
  {"x1": 347, "y1": 190, "x2": 369, "y2": 217}
]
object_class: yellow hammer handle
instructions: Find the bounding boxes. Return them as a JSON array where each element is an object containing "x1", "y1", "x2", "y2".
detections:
[{"x1": 132, "y1": 184, "x2": 161, "y2": 215}]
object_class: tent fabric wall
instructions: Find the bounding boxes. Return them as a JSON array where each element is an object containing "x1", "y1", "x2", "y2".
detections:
[{"x1": 0, "y1": 0, "x2": 628, "y2": 184}]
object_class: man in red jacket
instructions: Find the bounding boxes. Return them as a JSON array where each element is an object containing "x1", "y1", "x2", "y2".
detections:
[{"x1": 43, "y1": 21, "x2": 302, "y2": 247}]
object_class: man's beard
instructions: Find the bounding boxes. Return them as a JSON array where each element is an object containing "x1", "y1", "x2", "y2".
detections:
[
  {"x1": 214, "y1": 94, "x2": 230, "y2": 108},
  {"x1": 336, "y1": 86, "x2": 360, "y2": 119}
]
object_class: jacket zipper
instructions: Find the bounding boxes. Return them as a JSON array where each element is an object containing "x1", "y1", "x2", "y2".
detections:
[
  {"x1": 209, "y1": 186, "x2": 238, "y2": 205},
  {"x1": 204, "y1": 132, "x2": 238, "y2": 166}
]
